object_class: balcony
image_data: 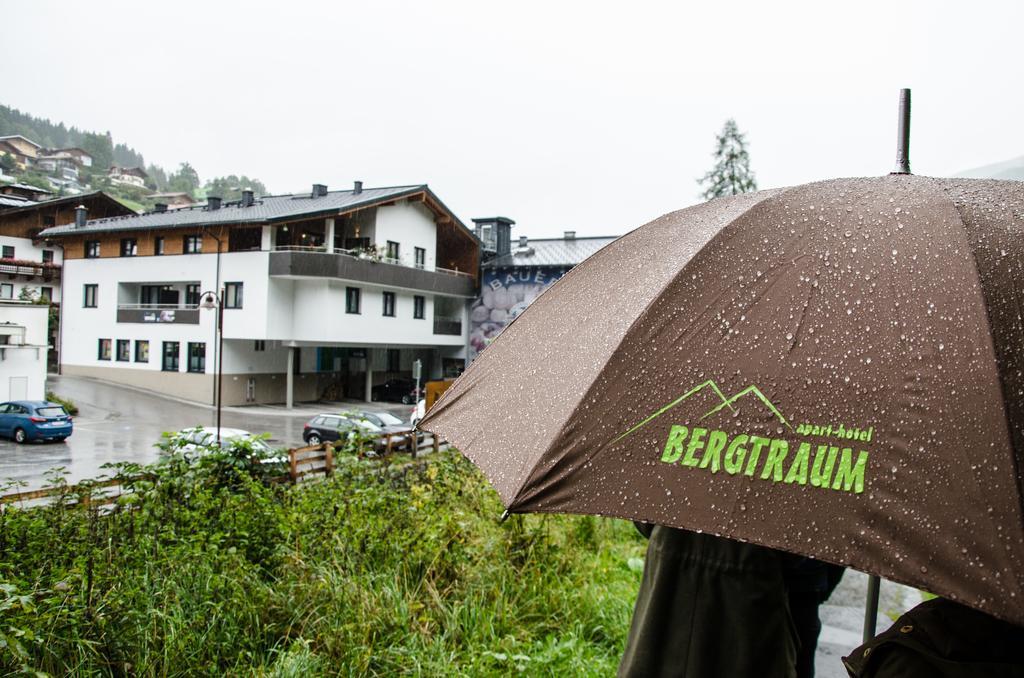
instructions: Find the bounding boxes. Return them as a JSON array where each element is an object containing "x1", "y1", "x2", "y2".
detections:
[
  {"x1": 0, "y1": 259, "x2": 60, "y2": 281},
  {"x1": 268, "y1": 247, "x2": 476, "y2": 297},
  {"x1": 433, "y1": 316, "x2": 462, "y2": 336},
  {"x1": 116, "y1": 304, "x2": 200, "y2": 325}
]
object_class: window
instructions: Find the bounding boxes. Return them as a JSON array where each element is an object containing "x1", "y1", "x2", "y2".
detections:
[
  {"x1": 345, "y1": 287, "x2": 360, "y2": 314},
  {"x1": 187, "y1": 342, "x2": 206, "y2": 373},
  {"x1": 414, "y1": 247, "x2": 426, "y2": 269},
  {"x1": 116, "y1": 339, "x2": 130, "y2": 362},
  {"x1": 1, "y1": 246, "x2": 13, "y2": 259},
  {"x1": 186, "y1": 284, "x2": 201, "y2": 307},
  {"x1": 0, "y1": 284, "x2": 11, "y2": 299},
  {"x1": 386, "y1": 241, "x2": 399, "y2": 261},
  {"x1": 154, "y1": 237, "x2": 165, "y2": 256},
  {"x1": 183, "y1": 235, "x2": 202, "y2": 254},
  {"x1": 40, "y1": 287, "x2": 52, "y2": 301},
  {"x1": 42, "y1": 250, "x2": 54, "y2": 263},
  {"x1": 254, "y1": 340, "x2": 266, "y2": 352},
  {"x1": 387, "y1": 348, "x2": 400, "y2": 372},
  {"x1": 382, "y1": 291, "x2": 396, "y2": 317},
  {"x1": 83, "y1": 284, "x2": 97, "y2": 307},
  {"x1": 135, "y1": 340, "x2": 149, "y2": 362},
  {"x1": 98, "y1": 339, "x2": 111, "y2": 360},
  {"x1": 85, "y1": 241, "x2": 100, "y2": 258},
  {"x1": 413, "y1": 295, "x2": 425, "y2": 319},
  {"x1": 120, "y1": 238, "x2": 137, "y2": 257},
  {"x1": 162, "y1": 341, "x2": 180, "y2": 371},
  {"x1": 224, "y1": 282, "x2": 243, "y2": 309}
]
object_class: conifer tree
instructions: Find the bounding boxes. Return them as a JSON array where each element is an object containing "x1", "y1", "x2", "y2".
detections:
[{"x1": 698, "y1": 119, "x2": 757, "y2": 200}]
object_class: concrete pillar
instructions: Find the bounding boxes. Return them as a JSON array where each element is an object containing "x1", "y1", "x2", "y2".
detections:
[
  {"x1": 325, "y1": 218, "x2": 335, "y2": 251},
  {"x1": 286, "y1": 346, "x2": 296, "y2": 409},
  {"x1": 261, "y1": 225, "x2": 274, "y2": 251},
  {"x1": 365, "y1": 362, "x2": 373, "y2": 403}
]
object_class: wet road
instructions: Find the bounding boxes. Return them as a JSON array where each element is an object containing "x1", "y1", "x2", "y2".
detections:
[{"x1": 0, "y1": 375, "x2": 411, "y2": 491}]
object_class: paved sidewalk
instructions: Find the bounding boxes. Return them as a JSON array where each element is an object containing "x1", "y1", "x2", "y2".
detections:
[{"x1": 815, "y1": 570, "x2": 924, "y2": 677}]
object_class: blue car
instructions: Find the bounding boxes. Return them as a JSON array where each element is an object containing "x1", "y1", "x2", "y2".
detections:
[{"x1": 0, "y1": 400, "x2": 73, "y2": 443}]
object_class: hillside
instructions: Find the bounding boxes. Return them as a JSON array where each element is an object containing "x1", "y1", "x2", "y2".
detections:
[
  {"x1": 955, "y1": 155, "x2": 1024, "y2": 181},
  {"x1": 0, "y1": 104, "x2": 266, "y2": 210}
]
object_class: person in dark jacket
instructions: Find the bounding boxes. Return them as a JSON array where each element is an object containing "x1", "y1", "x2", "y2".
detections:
[
  {"x1": 843, "y1": 597, "x2": 1024, "y2": 677},
  {"x1": 619, "y1": 525, "x2": 843, "y2": 678},
  {"x1": 619, "y1": 526, "x2": 797, "y2": 677}
]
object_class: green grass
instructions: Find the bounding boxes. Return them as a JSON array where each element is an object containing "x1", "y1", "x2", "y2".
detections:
[{"x1": 0, "y1": 451, "x2": 646, "y2": 676}]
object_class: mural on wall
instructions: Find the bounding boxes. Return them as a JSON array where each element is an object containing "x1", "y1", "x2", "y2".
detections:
[{"x1": 469, "y1": 267, "x2": 567, "y2": 360}]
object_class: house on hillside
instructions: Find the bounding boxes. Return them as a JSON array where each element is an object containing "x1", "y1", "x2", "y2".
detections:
[
  {"x1": 0, "y1": 182, "x2": 54, "y2": 204},
  {"x1": 0, "y1": 135, "x2": 42, "y2": 170},
  {"x1": 469, "y1": 217, "x2": 618, "y2": 360},
  {"x1": 40, "y1": 181, "x2": 480, "y2": 407},
  {"x1": 107, "y1": 165, "x2": 148, "y2": 188},
  {"x1": 41, "y1": 147, "x2": 93, "y2": 168},
  {"x1": 149, "y1": 192, "x2": 197, "y2": 210}
]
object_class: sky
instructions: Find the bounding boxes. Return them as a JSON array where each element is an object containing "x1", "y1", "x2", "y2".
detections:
[{"x1": 2, "y1": 0, "x2": 1022, "y2": 238}]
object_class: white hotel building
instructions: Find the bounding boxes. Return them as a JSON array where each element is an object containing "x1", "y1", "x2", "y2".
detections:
[{"x1": 40, "y1": 183, "x2": 480, "y2": 406}]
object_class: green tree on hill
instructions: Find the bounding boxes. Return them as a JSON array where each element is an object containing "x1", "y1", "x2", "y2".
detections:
[
  {"x1": 204, "y1": 175, "x2": 268, "y2": 200},
  {"x1": 168, "y1": 162, "x2": 201, "y2": 196},
  {"x1": 698, "y1": 119, "x2": 757, "y2": 200}
]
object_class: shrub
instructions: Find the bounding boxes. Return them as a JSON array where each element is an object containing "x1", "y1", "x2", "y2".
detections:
[
  {"x1": 0, "y1": 448, "x2": 646, "y2": 675},
  {"x1": 44, "y1": 391, "x2": 78, "y2": 415}
]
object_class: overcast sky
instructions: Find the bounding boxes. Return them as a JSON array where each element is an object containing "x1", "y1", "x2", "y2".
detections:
[{"x1": 3, "y1": 0, "x2": 1022, "y2": 237}]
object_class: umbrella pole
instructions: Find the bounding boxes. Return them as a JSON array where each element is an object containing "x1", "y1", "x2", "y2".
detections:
[
  {"x1": 862, "y1": 574, "x2": 881, "y2": 643},
  {"x1": 892, "y1": 88, "x2": 912, "y2": 175}
]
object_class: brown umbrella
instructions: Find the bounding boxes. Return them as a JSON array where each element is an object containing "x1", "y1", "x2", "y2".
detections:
[{"x1": 421, "y1": 174, "x2": 1024, "y2": 625}]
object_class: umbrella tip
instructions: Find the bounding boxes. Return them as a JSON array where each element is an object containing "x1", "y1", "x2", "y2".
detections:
[
  {"x1": 891, "y1": 88, "x2": 912, "y2": 175},
  {"x1": 500, "y1": 509, "x2": 510, "y2": 523}
]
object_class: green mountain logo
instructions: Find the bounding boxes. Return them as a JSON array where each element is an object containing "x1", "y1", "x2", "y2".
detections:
[{"x1": 614, "y1": 379, "x2": 792, "y2": 443}]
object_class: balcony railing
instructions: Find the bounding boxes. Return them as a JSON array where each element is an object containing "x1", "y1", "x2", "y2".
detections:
[
  {"x1": 0, "y1": 259, "x2": 61, "y2": 280},
  {"x1": 273, "y1": 246, "x2": 474, "y2": 279},
  {"x1": 433, "y1": 316, "x2": 462, "y2": 336},
  {"x1": 269, "y1": 248, "x2": 477, "y2": 297},
  {"x1": 116, "y1": 304, "x2": 199, "y2": 325}
]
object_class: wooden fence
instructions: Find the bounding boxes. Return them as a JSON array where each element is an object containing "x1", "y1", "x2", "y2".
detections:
[{"x1": 0, "y1": 431, "x2": 448, "y2": 507}]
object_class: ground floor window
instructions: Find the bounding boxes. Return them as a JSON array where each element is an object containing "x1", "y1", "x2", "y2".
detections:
[
  {"x1": 254, "y1": 340, "x2": 266, "y2": 351},
  {"x1": 116, "y1": 339, "x2": 130, "y2": 362},
  {"x1": 187, "y1": 343, "x2": 206, "y2": 373},
  {"x1": 135, "y1": 340, "x2": 149, "y2": 362},
  {"x1": 98, "y1": 339, "x2": 112, "y2": 360},
  {"x1": 0, "y1": 284, "x2": 12, "y2": 299},
  {"x1": 162, "y1": 342, "x2": 180, "y2": 372}
]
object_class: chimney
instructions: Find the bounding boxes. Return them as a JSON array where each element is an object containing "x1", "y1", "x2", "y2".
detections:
[
  {"x1": 353, "y1": 180, "x2": 363, "y2": 195},
  {"x1": 241, "y1": 189, "x2": 254, "y2": 207},
  {"x1": 518, "y1": 235, "x2": 528, "y2": 247},
  {"x1": 312, "y1": 184, "x2": 328, "y2": 198},
  {"x1": 74, "y1": 205, "x2": 87, "y2": 228},
  {"x1": 207, "y1": 196, "x2": 222, "y2": 211},
  {"x1": 154, "y1": 203, "x2": 168, "y2": 213},
  {"x1": 564, "y1": 230, "x2": 576, "y2": 240}
]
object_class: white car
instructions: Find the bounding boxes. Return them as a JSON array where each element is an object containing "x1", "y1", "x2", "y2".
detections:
[
  {"x1": 163, "y1": 426, "x2": 277, "y2": 457},
  {"x1": 410, "y1": 399, "x2": 426, "y2": 428}
]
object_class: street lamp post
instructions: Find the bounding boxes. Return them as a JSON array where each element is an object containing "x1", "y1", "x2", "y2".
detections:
[{"x1": 200, "y1": 289, "x2": 225, "y2": 446}]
